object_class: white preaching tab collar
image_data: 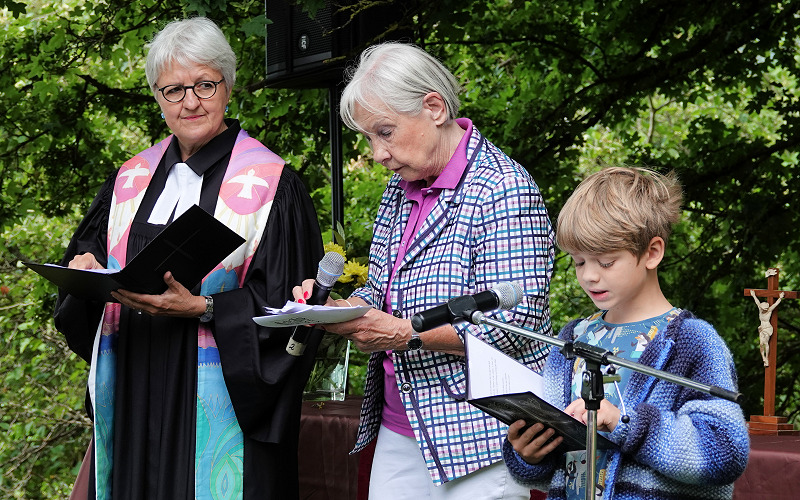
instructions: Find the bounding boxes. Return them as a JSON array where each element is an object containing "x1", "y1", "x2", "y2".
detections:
[{"x1": 148, "y1": 162, "x2": 203, "y2": 225}]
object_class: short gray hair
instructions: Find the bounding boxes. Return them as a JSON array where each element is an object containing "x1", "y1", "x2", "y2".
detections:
[
  {"x1": 145, "y1": 17, "x2": 236, "y2": 99},
  {"x1": 340, "y1": 43, "x2": 461, "y2": 131}
]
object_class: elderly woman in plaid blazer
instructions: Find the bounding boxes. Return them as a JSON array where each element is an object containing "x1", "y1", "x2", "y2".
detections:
[{"x1": 294, "y1": 42, "x2": 554, "y2": 499}]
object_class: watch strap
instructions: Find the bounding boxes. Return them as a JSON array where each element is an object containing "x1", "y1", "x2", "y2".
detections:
[{"x1": 199, "y1": 295, "x2": 214, "y2": 323}]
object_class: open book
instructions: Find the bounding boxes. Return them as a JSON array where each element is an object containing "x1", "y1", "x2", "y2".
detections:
[
  {"x1": 465, "y1": 333, "x2": 615, "y2": 453},
  {"x1": 25, "y1": 205, "x2": 245, "y2": 303}
]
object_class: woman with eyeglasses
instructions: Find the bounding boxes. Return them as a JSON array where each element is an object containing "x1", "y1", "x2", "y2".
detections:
[{"x1": 54, "y1": 17, "x2": 323, "y2": 500}]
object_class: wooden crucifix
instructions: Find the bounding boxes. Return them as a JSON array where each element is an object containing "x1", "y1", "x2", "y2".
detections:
[{"x1": 743, "y1": 268, "x2": 799, "y2": 435}]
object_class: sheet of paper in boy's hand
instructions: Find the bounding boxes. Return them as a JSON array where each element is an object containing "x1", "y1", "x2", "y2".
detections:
[
  {"x1": 464, "y1": 332, "x2": 616, "y2": 452},
  {"x1": 252, "y1": 300, "x2": 371, "y2": 327},
  {"x1": 465, "y1": 332, "x2": 544, "y2": 400}
]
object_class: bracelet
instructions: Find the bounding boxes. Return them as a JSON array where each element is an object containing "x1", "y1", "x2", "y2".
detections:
[{"x1": 337, "y1": 298, "x2": 354, "y2": 307}]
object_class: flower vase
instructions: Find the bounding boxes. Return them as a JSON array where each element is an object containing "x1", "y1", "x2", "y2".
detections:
[{"x1": 303, "y1": 333, "x2": 350, "y2": 401}]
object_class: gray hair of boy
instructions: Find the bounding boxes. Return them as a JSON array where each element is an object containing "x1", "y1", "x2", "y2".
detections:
[
  {"x1": 556, "y1": 166, "x2": 683, "y2": 258},
  {"x1": 144, "y1": 17, "x2": 236, "y2": 100},
  {"x1": 339, "y1": 42, "x2": 462, "y2": 132}
]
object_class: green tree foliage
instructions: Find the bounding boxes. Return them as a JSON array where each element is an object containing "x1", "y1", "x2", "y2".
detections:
[
  {"x1": 1, "y1": 213, "x2": 89, "y2": 498},
  {"x1": 2, "y1": 0, "x2": 799, "y2": 497}
]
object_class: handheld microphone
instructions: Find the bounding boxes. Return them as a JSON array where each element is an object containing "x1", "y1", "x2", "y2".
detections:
[
  {"x1": 410, "y1": 281, "x2": 524, "y2": 333},
  {"x1": 286, "y1": 251, "x2": 346, "y2": 356}
]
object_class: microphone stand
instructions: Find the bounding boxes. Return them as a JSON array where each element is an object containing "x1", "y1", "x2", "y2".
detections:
[{"x1": 466, "y1": 310, "x2": 742, "y2": 500}]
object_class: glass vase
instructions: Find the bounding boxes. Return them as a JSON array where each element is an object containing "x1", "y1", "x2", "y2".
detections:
[{"x1": 303, "y1": 333, "x2": 350, "y2": 401}]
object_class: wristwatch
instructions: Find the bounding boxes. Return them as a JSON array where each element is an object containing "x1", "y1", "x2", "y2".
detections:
[
  {"x1": 199, "y1": 295, "x2": 214, "y2": 323},
  {"x1": 406, "y1": 330, "x2": 423, "y2": 351}
]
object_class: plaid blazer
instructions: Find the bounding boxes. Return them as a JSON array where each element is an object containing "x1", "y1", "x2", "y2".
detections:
[{"x1": 350, "y1": 125, "x2": 555, "y2": 485}]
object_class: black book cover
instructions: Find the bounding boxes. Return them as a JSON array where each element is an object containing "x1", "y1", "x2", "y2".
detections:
[
  {"x1": 464, "y1": 333, "x2": 616, "y2": 454},
  {"x1": 469, "y1": 391, "x2": 616, "y2": 454},
  {"x1": 25, "y1": 205, "x2": 245, "y2": 303}
]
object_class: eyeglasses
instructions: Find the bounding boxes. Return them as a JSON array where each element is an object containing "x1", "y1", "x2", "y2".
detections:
[{"x1": 156, "y1": 78, "x2": 225, "y2": 103}]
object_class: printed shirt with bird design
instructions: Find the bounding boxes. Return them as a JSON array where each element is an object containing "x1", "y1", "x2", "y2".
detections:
[{"x1": 564, "y1": 307, "x2": 682, "y2": 499}]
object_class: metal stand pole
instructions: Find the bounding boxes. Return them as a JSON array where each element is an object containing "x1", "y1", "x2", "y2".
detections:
[
  {"x1": 581, "y1": 359, "x2": 603, "y2": 500},
  {"x1": 328, "y1": 85, "x2": 344, "y2": 229}
]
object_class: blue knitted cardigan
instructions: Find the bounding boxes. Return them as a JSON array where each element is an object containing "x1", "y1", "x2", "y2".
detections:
[{"x1": 502, "y1": 310, "x2": 750, "y2": 499}]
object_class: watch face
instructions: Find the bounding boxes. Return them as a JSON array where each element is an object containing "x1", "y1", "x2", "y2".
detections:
[{"x1": 407, "y1": 337, "x2": 423, "y2": 350}]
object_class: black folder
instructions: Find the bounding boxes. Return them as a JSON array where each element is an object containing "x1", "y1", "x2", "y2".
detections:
[
  {"x1": 25, "y1": 205, "x2": 245, "y2": 303},
  {"x1": 469, "y1": 392, "x2": 616, "y2": 453}
]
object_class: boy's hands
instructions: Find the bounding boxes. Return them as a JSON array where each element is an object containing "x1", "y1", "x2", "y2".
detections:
[
  {"x1": 564, "y1": 398, "x2": 622, "y2": 432},
  {"x1": 507, "y1": 420, "x2": 563, "y2": 465},
  {"x1": 508, "y1": 398, "x2": 624, "y2": 465}
]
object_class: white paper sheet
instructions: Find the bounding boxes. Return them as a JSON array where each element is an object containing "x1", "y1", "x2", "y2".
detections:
[
  {"x1": 465, "y1": 332, "x2": 544, "y2": 399},
  {"x1": 253, "y1": 300, "x2": 371, "y2": 327}
]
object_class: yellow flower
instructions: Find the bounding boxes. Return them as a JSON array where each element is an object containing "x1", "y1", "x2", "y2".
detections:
[
  {"x1": 324, "y1": 242, "x2": 346, "y2": 259},
  {"x1": 341, "y1": 260, "x2": 368, "y2": 286}
]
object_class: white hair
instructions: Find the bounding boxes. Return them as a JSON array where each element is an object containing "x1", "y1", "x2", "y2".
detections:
[
  {"x1": 340, "y1": 42, "x2": 462, "y2": 131},
  {"x1": 145, "y1": 17, "x2": 236, "y2": 99}
]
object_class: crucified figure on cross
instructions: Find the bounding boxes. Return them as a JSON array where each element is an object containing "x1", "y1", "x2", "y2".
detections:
[
  {"x1": 751, "y1": 289, "x2": 784, "y2": 367},
  {"x1": 744, "y1": 267, "x2": 799, "y2": 425}
]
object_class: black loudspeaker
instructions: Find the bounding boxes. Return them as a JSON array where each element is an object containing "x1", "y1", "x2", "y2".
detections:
[{"x1": 265, "y1": 0, "x2": 408, "y2": 89}]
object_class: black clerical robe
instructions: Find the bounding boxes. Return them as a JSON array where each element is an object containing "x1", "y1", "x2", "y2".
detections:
[{"x1": 54, "y1": 121, "x2": 324, "y2": 500}]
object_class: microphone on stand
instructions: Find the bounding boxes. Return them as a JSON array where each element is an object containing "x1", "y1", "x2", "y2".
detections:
[
  {"x1": 410, "y1": 282, "x2": 524, "y2": 332},
  {"x1": 286, "y1": 251, "x2": 346, "y2": 356}
]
